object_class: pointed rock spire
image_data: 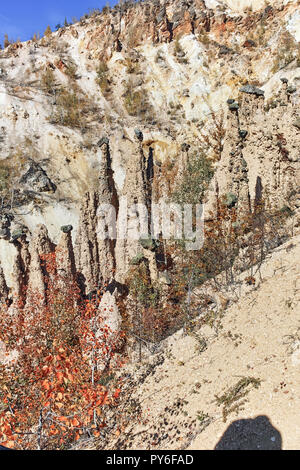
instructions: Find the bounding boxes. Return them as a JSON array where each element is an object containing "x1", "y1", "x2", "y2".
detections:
[
  {"x1": 0, "y1": 265, "x2": 9, "y2": 305},
  {"x1": 56, "y1": 225, "x2": 76, "y2": 280},
  {"x1": 75, "y1": 138, "x2": 119, "y2": 293},
  {"x1": 32, "y1": 224, "x2": 55, "y2": 256},
  {"x1": 10, "y1": 234, "x2": 30, "y2": 306},
  {"x1": 75, "y1": 191, "x2": 100, "y2": 294},
  {"x1": 25, "y1": 243, "x2": 46, "y2": 309}
]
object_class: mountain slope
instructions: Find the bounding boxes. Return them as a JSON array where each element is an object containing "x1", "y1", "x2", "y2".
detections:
[
  {"x1": 87, "y1": 233, "x2": 300, "y2": 450},
  {"x1": 0, "y1": 0, "x2": 299, "y2": 289}
]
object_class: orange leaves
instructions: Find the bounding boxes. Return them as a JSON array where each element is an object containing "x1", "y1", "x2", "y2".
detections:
[
  {"x1": 113, "y1": 388, "x2": 121, "y2": 399},
  {"x1": 0, "y1": 420, "x2": 13, "y2": 437},
  {"x1": 102, "y1": 390, "x2": 109, "y2": 405},
  {"x1": 44, "y1": 354, "x2": 53, "y2": 363},
  {"x1": 0, "y1": 255, "x2": 125, "y2": 450},
  {"x1": 71, "y1": 417, "x2": 80, "y2": 427},
  {"x1": 95, "y1": 390, "x2": 109, "y2": 407},
  {"x1": 57, "y1": 416, "x2": 68, "y2": 423},
  {"x1": 42, "y1": 379, "x2": 51, "y2": 391},
  {"x1": 49, "y1": 426, "x2": 59, "y2": 436},
  {"x1": 56, "y1": 371, "x2": 64, "y2": 382},
  {"x1": 0, "y1": 440, "x2": 15, "y2": 449}
]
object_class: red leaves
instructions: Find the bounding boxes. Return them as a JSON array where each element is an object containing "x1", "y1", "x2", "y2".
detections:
[
  {"x1": 56, "y1": 371, "x2": 64, "y2": 382},
  {"x1": 113, "y1": 388, "x2": 121, "y2": 399},
  {"x1": 71, "y1": 417, "x2": 80, "y2": 427},
  {"x1": 0, "y1": 250, "x2": 124, "y2": 450},
  {"x1": 42, "y1": 379, "x2": 51, "y2": 391}
]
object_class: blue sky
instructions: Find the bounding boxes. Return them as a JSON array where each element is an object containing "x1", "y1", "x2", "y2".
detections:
[{"x1": 0, "y1": 1, "x2": 117, "y2": 46}]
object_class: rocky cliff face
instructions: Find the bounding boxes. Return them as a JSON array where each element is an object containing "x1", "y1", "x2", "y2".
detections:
[
  {"x1": 206, "y1": 81, "x2": 300, "y2": 216},
  {"x1": 0, "y1": 0, "x2": 299, "y2": 312}
]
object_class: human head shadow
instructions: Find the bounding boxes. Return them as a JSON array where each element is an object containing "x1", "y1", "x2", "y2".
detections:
[{"x1": 215, "y1": 415, "x2": 282, "y2": 450}]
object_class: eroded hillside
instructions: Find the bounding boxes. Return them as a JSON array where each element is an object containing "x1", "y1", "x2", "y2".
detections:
[
  {"x1": 0, "y1": 0, "x2": 299, "y2": 286},
  {"x1": 80, "y1": 233, "x2": 300, "y2": 450},
  {"x1": 0, "y1": 0, "x2": 299, "y2": 450}
]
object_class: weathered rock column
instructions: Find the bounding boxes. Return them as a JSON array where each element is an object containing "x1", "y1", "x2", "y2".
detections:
[
  {"x1": 96, "y1": 138, "x2": 118, "y2": 287},
  {"x1": 115, "y1": 130, "x2": 154, "y2": 283},
  {"x1": 0, "y1": 265, "x2": 9, "y2": 305},
  {"x1": 25, "y1": 243, "x2": 46, "y2": 310},
  {"x1": 10, "y1": 233, "x2": 30, "y2": 308},
  {"x1": 75, "y1": 191, "x2": 100, "y2": 295},
  {"x1": 56, "y1": 225, "x2": 77, "y2": 281},
  {"x1": 75, "y1": 137, "x2": 119, "y2": 295}
]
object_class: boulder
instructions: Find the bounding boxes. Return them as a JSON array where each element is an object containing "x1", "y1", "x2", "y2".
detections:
[
  {"x1": 19, "y1": 161, "x2": 56, "y2": 193},
  {"x1": 240, "y1": 85, "x2": 264, "y2": 96},
  {"x1": 134, "y1": 128, "x2": 143, "y2": 141}
]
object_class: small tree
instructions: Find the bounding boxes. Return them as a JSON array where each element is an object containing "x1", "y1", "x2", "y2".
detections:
[
  {"x1": 4, "y1": 34, "x2": 10, "y2": 49},
  {"x1": 198, "y1": 108, "x2": 225, "y2": 162},
  {"x1": 41, "y1": 68, "x2": 56, "y2": 95},
  {"x1": 0, "y1": 253, "x2": 123, "y2": 449},
  {"x1": 44, "y1": 26, "x2": 52, "y2": 38},
  {"x1": 172, "y1": 151, "x2": 214, "y2": 205},
  {"x1": 96, "y1": 62, "x2": 110, "y2": 94}
]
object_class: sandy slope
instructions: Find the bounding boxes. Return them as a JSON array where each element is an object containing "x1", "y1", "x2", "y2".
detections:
[{"x1": 97, "y1": 233, "x2": 300, "y2": 450}]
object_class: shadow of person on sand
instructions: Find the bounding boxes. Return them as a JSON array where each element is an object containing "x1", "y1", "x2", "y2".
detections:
[{"x1": 215, "y1": 415, "x2": 282, "y2": 450}]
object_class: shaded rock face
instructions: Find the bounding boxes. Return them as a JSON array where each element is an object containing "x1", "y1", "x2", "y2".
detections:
[
  {"x1": 0, "y1": 266, "x2": 9, "y2": 304},
  {"x1": 75, "y1": 191, "x2": 101, "y2": 294},
  {"x1": 9, "y1": 234, "x2": 30, "y2": 306},
  {"x1": 7, "y1": 226, "x2": 54, "y2": 310},
  {"x1": 75, "y1": 136, "x2": 157, "y2": 288},
  {"x1": 0, "y1": 214, "x2": 13, "y2": 240},
  {"x1": 19, "y1": 161, "x2": 56, "y2": 193},
  {"x1": 25, "y1": 242, "x2": 46, "y2": 309},
  {"x1": 114, "y1": 137, "x2": 155, "y2": 283}
]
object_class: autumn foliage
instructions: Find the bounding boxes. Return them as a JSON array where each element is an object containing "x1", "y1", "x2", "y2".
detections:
[
  {"x1": 126, "y1": 196, "x2": 294, "y2": 351},
  {"x1": 0, "y1": 252, "x2": 123, "y2": 450}
]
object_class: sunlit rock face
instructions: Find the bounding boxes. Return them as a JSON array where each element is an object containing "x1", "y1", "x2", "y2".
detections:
[{"x1": 0, "y1": 0, "x2": 299, "y2": 299}]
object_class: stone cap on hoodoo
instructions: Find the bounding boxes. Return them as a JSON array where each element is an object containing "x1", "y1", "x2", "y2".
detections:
[{"x1": 240, "y1": 85, "x2": 264, "y2": 96}]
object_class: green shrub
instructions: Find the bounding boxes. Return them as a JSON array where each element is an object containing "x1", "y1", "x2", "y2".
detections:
[
  {"x1": 41, "y1": 68, "x2": 56, "y2": 94},
  {"x1": 49, "y1": 87, "x2": 81, "y2": 128},
  {"x1": 172, "y1": 153, "x2": 214, "y2": 205},
  {"x1": 271, "y1": 32, "x2": 300, "y2": 73},
  {"x1": 124, "y1": 82, "x2": 149, "y2": 117},
  {"x1": 65, "y1": 62, "x2": 78, "y2": 80},
  {"x1": 96, "y1": 62, "x2": 110, "y2": 94},
  {"x1": 130, "y1": 253, "x2": 145, "y2": 266},
  {"x1": 0, "y1": 164, "x2": 10, "y2": 193},
  {"x1": 215, "y1": 377, "x2": 261, "y2": 422}
]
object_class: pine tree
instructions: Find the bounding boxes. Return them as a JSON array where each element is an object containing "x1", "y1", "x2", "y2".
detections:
[
  {"x1": 4, "y1": 34, "x2": 10, "y2": 48},
  {"x1": 44, "y1": 25, "x2": 52, "y2": 37}
]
